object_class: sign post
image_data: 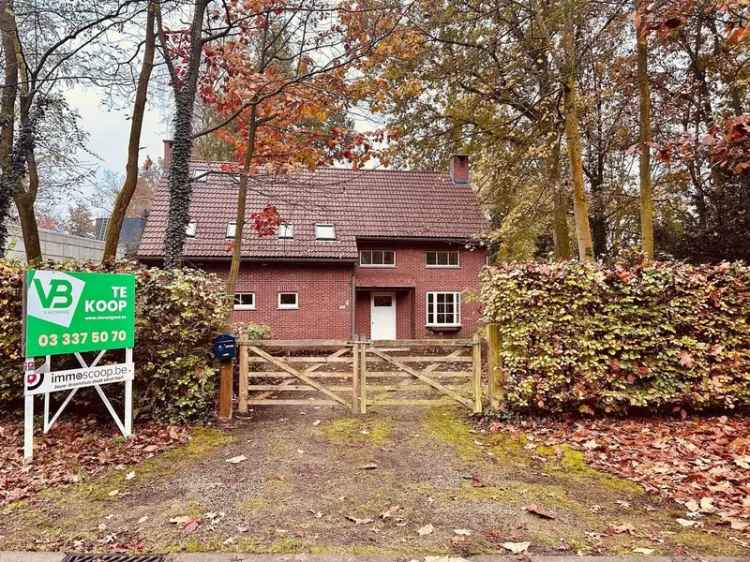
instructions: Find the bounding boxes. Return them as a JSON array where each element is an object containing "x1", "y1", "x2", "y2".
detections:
[{"x1": 23, "y1": 270, "x2": 136, "y2": 463}]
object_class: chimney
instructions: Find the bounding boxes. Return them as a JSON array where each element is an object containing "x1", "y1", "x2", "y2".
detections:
[
  {"x1": 163, "y1": 139, "x2": 173, "y2": 171},
  {"x1": 450, "y1": 154, "x2": 469, "y2": 185}
]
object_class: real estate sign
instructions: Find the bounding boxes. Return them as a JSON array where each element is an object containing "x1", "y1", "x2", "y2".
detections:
[
  {"x1": 23, "y1": 270, "x2": 137, "y2": 462},
  {"x1": 24, "y1": 270, "x2": 136, "y2": 357}
]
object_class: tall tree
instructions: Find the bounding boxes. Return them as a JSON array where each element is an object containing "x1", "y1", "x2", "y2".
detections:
[
  {"x1": 635, "y1": 0, "x2": 654, "y2": 260},
  {"x1": 103, "y1": 0, "x2": 156, "y2": 262},
  {"x1": 561, "y1": 0, "x2": 594, "y2": 262}
]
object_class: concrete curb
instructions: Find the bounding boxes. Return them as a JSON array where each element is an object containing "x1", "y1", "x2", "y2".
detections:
[{"x1": 2, "y1": 554, "x2": 748, "y2": 562}]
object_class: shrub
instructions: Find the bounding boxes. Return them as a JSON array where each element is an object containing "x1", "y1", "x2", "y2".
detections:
[
  {"x1": 480, "y1": 259, "x2": 750, "y2": 414},
  {"x1": 0, "y1": 260, "x2": 230, "y2": 423}
]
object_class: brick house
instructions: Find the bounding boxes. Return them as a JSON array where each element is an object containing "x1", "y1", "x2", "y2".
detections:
[{"x1": 137, "y1": 145, "x2": 488, "y2": 340}]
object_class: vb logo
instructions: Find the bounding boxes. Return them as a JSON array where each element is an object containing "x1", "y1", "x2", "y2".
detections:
[
  {"x1": 33, "y1": 278, "x2": 73, "y2": 309},
  {"x1": 27, "y1": 271, "x2": 84, "y2": 328}
]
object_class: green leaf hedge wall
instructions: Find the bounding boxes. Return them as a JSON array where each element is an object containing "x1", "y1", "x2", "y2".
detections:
[
  {"x1": 480, "y1": 260, "x2": 750, "y2": 414},
  {"x1": 0, "y1": 259, "x2": 231, "y2": 423}
]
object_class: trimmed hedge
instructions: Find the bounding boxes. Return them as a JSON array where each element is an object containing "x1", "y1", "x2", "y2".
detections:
[
  {"x1": 480, "y1": 259, "x2": 750, "y2": 414},
  {"x1": 0, "y1": 259, "x2": 230, "y2": 423}
]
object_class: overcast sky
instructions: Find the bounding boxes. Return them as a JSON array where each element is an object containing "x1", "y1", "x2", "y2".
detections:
[{"x1": 66, "y1": 88, "x2": 169, "y2": 177}]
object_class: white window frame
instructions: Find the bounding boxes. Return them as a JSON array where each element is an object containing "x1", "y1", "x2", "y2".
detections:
[
  {"x1": 226, "y1": 222, "x2": 236, "y2": 238},
  {"x1": 314, "y1": 223, "x2": 336, "y2": 240},
  {"x1": 426, "y1": 250, "x2": 460, "y2": 268},
  {"x1": 278, "y1": 223, "x2": 294, "y2": 239},
  {"x1": 426, "y1": 291, "x2": 461, "y2": 327},
  {"x1": 185, "y1": 221, "x2": 197, "y2": 238},
  {"x1": 359, "y1": 249, "x2": 396, "y2": 268},
  {"x1": 233, "y1": 292, "x2": 256, "y2": 310},
  {"x1": 277, "y1": 292, "x2": 299, "y2": 310}
]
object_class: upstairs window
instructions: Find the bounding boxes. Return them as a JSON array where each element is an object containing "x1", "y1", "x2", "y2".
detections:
[
  {"x1": 426, "y1": 250, "x2": 459, "y2": 268},
  {"x1": 233, "y1": 292, "x2": 255, "y2": 310},
  {"x1": 226, "y1": 222, "x2": 236, "y2": 238},
  {"x1": 426, "y1": 292, "x2": 461, "y2": 327},
  {"x1": 185, "y1": 221, "x2": 197, "y2": 238},
  {"x1": 278, "y1": 223, "x2": 294, "y2": 239},
  {"x1": 315, "y1": 223, "x2": 336, "y2": 240},
  {"x1": 360, "y1": 250, "x2": 395, "y2": 267}
]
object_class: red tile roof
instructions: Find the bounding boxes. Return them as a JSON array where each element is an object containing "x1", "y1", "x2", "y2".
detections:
[{"x1": 138, "y1": 163, "x2": 487, "y2": 261}]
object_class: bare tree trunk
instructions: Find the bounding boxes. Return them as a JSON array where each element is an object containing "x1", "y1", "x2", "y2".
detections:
[
  {"x1": 550, "y1": 138, "x2": 571, "y2": 259},
  {"x1": 0, "y1": 0, "x2": 18, "y2": 257},
  {"x1": 635, "y1": 0, "x2": 654, "y2": 261},
  {"x1": 225, "y1": 106, "x2": 258, "y2": 327},
  {"x1": 103, "y1": 0, "x2": 156, "y2": 263},
  {"x1": 562, "y1": 1, "x2": 594, "y2": 262}
]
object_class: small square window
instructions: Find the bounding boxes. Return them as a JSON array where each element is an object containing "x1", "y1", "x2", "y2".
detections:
[
  {"x1": 226, "y1": 222, "x2": 236, "y2": 238},
  {"x1": 278, "y1": 223, "x2": 294, "y2": 239},
  {"x1": 185, "y1": 221, "x2": 197, "y2": 237},
  {"x1": 315, "y1": 223, "x2": 336, "y2": 240},
  {"x1": 278, "y1": 292, "x2": 299, "y2": 309},
  {"x1": 233, "y1": 292, "x2": 255, "y2": 310}
]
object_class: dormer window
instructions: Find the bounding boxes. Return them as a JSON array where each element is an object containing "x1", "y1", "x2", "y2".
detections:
[
  {"x1": 185, "y1": 221, "x2": 197, "y2": 237},
  {"x1": 315, "y1": 223, "x2": 336, "y2": 240},
  {"x1": 226, "y1": 222, "x2": 236, "y2": 238},
  {"x1": 191, "y1": 168, "x2": 207, "y2": 182},
  {"x1": 278, "y1": 223, "x2": 294, "y2": 239}
]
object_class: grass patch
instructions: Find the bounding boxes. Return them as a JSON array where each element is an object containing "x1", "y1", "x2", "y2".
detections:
[
  {"x1": 320, "y1": 417, "x2": 392, "y2": 446},
  {"x1": 536, "y1": 444, "x2": 643, "y2": 494}
]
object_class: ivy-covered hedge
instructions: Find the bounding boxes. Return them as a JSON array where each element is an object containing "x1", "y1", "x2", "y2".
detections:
[
  {"x1": 0, "y1": 259, "x2": 230, "y2": 423},
  {"x1": 480, "y1": 259, "x2": 750, "y2": 414}
]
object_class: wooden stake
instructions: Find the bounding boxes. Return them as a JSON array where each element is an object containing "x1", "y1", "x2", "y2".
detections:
[
  {"x1": 218, "y1": 360, "x2": 233, "y2": 420},
  {"x1": 486, "y1": 324, "x2": 504, "y2": 410},
  {"x1": 238, "y1": 343, "x2": 248, "y2": 414},
  {"x1": 352, "y1": 338, "x2": 361, "y2": 414},
  {"x1": 472, "y1": 332, "x2": 483, "y2": 414}
]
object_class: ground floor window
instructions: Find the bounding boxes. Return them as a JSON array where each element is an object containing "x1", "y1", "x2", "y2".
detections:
[
  {"x1": 234, "y1": 292, "x2": 255, "y2": 310},
  {"x1": 426, "y1": 291, "x2": 461, "y2": 326},
  {"x1": 278, "y1": 292, "x2": 299, "y2": 309}
]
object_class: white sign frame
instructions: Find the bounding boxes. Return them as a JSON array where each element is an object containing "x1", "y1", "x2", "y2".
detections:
[{"x1": 23, "y1": 349, "x2": 134, "y2": 463}]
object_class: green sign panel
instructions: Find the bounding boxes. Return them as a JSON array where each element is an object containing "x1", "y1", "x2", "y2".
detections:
[{"x1": 24, "y1": 270, "x2": 136, "y2": 357}]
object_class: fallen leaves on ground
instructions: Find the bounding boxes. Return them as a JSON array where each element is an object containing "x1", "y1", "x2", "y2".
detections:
[
  {"x1": 489, "y1": 415, "x2": 750, "y2": 533},
  {"x1": 0, "y1": 416, "x2": 190, "y2": 506},
  {"x1": 501, "y1": 540, "x2": 530, "y2": 553}
]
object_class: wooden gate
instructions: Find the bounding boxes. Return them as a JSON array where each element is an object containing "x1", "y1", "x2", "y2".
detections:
[
  {"x1": 355, "y1": 335, "x2": 482, "y2": 414},
  {"x1": 236, "y1": 335, "x2": 483, "y2": 414}
]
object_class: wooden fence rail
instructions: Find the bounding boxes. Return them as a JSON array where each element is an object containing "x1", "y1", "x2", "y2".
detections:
[{"x1": 236, "y1": 336, "x2": 485, "y2": 414}]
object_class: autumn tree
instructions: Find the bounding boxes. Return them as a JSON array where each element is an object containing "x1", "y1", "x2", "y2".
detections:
[
  {"x1": 191, "y1": 1, "x2": 403, "y2": 307},
  {"x1": 65, "y1": 202, "x2": 95, "y2": 237}
]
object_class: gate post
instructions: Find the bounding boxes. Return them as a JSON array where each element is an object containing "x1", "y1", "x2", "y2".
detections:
[
  {"x1": 486, "y1": 323, "x2": 504, "y2": 410},
  {"x1": 352, "y1": 337, "x2": 361, "y2": 414},
  {"x1": 238, "y1": 340, "x2": 249, "y2": 414},
  {"x1": 471, "y1": 332, "x2": 483, "y2": 413}
]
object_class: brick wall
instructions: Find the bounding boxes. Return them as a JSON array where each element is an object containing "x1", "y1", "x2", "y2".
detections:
[
  {"x1": 196, "y1": 240, "x2": 486, "y2": 340},
  {"x1": 354, "y1": 240, "x2": 486, "y2": 338},
  {"x1": 202, "y1": 261, "x2": 354, "y2": 340}
]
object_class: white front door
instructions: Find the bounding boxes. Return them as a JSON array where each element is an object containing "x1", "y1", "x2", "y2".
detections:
[{"x1": 371, "y1": 292, "x2": 396, "y2": 340}]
